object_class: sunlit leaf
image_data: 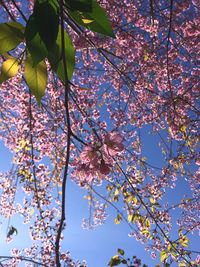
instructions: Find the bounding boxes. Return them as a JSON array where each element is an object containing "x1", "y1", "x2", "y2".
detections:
[
  {"x1": 117, "y1": 248, "x2": 124, "y2": 256},
  {"x1": 128, "y1": 214, "x2": 133, "y2": 222},
  {"x1": 141, "y1": 229, "x2": 150, "y2": 236},
  {"x1": 106, "y1": 185, "x2": 113, "y2": 191},
  {"x1": 167, "y1": 244, "x2": 171, "y2": 251},
  {"x1": 178, "y1": 262, "x2": 186, "y2": 267},
  {"x1": 180, "y1": 125, "x2": 187, "y2": 135},
  {"x1": 108, "y1": 255, "x2": 121, "y2": 267},
  {"x1": 150, "y1": 197, "x2": 156, "y2": 204},
  {"x1": 114, "y1": 188, "x2": 119, "y2": 196},
  {"x1": 114, "y1": 214, "x2": 122, "y2": 224},
  {"x1": 24, "y1": 54, "x2": 47, "y2": 105},
  {"x1": 82, "y1": 18, "x2": 94, "y2": 24},
  {"x1": 48, "y1": 27, "x2": 75, "y2": 81},
  {"x1": 29, "y1": 207, "x2": 35, "y2": 216},
  {"x1": 160, "y1": 251, "x2": 168, "y2": 262},
  {"x1": 132, "y1": 196, "x2": 138, "y2": 204},
  {"x1": 127, "y1": 195, "x2": 138, "y2": 204},
  {"x1": 144, "y1": 49, "x2": 148, "y2": 61},
  {"x1": 145, "y1": 219, "x2": 151, "y2": 228},
  {"x1": 0, "y1": 22, "x2": 24, "y2": 54},
  {"x1": 180, "y1": 235, "x2": 189, "y2": 247},
  {"x1": 0, "y1": 58, "x2": 20, "y2": 84}
]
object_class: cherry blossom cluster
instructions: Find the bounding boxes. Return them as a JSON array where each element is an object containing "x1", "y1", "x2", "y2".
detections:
[{"x1": 72, "y1": 133, "x2": 124, "y2": 184}]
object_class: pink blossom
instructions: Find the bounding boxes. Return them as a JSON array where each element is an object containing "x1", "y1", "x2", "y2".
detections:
[
  {"x1": 194, "y1": 255, "x2": 200, "y2": 265},
  {"x1": 79, "y1": 146, "x2": 100, "y2": 167},
  {"x1": 99, "y1": 160, "x2": 111, "y2": 175},
  {"x1": 103, "y1": 133, "x2": 124, "y2": 156}
]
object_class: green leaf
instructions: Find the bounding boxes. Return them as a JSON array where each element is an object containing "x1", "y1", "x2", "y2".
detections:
[
  {"x1": 0, "y1": 58, "x2": 20, "y2": 84},
  {"x1": 108, "y1": 255, "x2": 121, "y2": 267},
  {"x1": 65, "y1": 0, "x2": 93, "y2": 12},
  {"x1": 25, "y1": 15, "x2": 48, "y2": 66},
  {"x1": 117, "y1": 249, "x2": 124, "y2": 256},
  {"x1": 68, "y1": 0, "x2": 115, "y2": 37},
  {"x1": 24, "y1": 54, "x2": 47, "y2": 105},
  {"x1": 33, "y1": 0, "x2": 59, "y2": 49},
  {"x1": 0, "y1": 22, "x2": 24, "y2": 54},
  {"x1": 48, "y1": 27, "x2": 75, "y2": 81}
]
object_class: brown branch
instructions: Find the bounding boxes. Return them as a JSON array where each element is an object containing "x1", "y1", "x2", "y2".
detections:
[
  {"x1": 0, "y1": 0, "x2": 15, "y2": 20},
  {"x1": 10, "y1": 0, "x2": 27, "y2": 22},
  {"x1": 55, "y1": 1, "x2": 72, "y2": 266}
]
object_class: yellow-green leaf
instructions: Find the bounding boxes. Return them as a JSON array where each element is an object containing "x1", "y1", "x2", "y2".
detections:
[
  {"x1": 127, "y1": 195, "x2": 138, "y2": 204},
  {"x1": 117, "y1": 248, "x2": 124, "y2": 256},
  {"x1": 178, "y1": 261, "x2": 186, "y2": 267},
  {"x1": 0, "y1": 22, "x2": 24, "y2": 54},
  {"x1": 180, "y1": 235, "x2": 189, "y2": 247},
  {"x1": 141, "y1": 229, "x2": 150, "y2": 235},
  {"x1": 145, "y1": 219, "x2": 151, "y2": 228},
  {"x1": 167, "y1": 244, "x2": 171, "y2": 251},
  {"x1": 0, "y1": 58, "x2": 19, "y2": 84},
  {"x1": 180, "y1": 125, "x2": 187, "y2": 134},
  {"x1": 144, "y1": 54, "x2": 148, "y2": 61},
  {"x1": 114, "y1": 214, "x2": 122, "y2": 225},
  {"x1": 114, "y1": 188, "x2": 119, "y2": 196},
  {"x1": 24, "y1": 54, "x2": 47, "y2": 105},
  {"x1": 29, "y1": 207, "x2": 35, "y2": 216},
  {"x1": 82, "y1": 18, "x2": 94, "y2": 24},
  {"x1": 108, "y1": 255, "x2": 121, "y2": 267},
  {"x1": 106, "y1": 185, "x2": 113, "y2": 191},
  {"x1": 144, "y1": 49, "x2": 149, "y2": 61},
  {"x1": 160, "y1": 250, "x2": 168, "y2": 262},
  {"x1": 132, "y1": 196, "x2": 138, "y2": 204},
  {"x1": 127, "y1": 214, "x2": 133, "y2": 222},
  {"x1": 150, "y1": 197, "x2": 156, "y2": 204}
]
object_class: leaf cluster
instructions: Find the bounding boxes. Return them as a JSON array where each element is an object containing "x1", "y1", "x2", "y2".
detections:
[{"x1": 0, "y1": 0, "x2": 114, "y2": 104}]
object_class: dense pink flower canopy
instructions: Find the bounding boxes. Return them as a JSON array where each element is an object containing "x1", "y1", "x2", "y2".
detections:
[{"x1": 0, "y1": 0, "x2": 199, "y2": 266}]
